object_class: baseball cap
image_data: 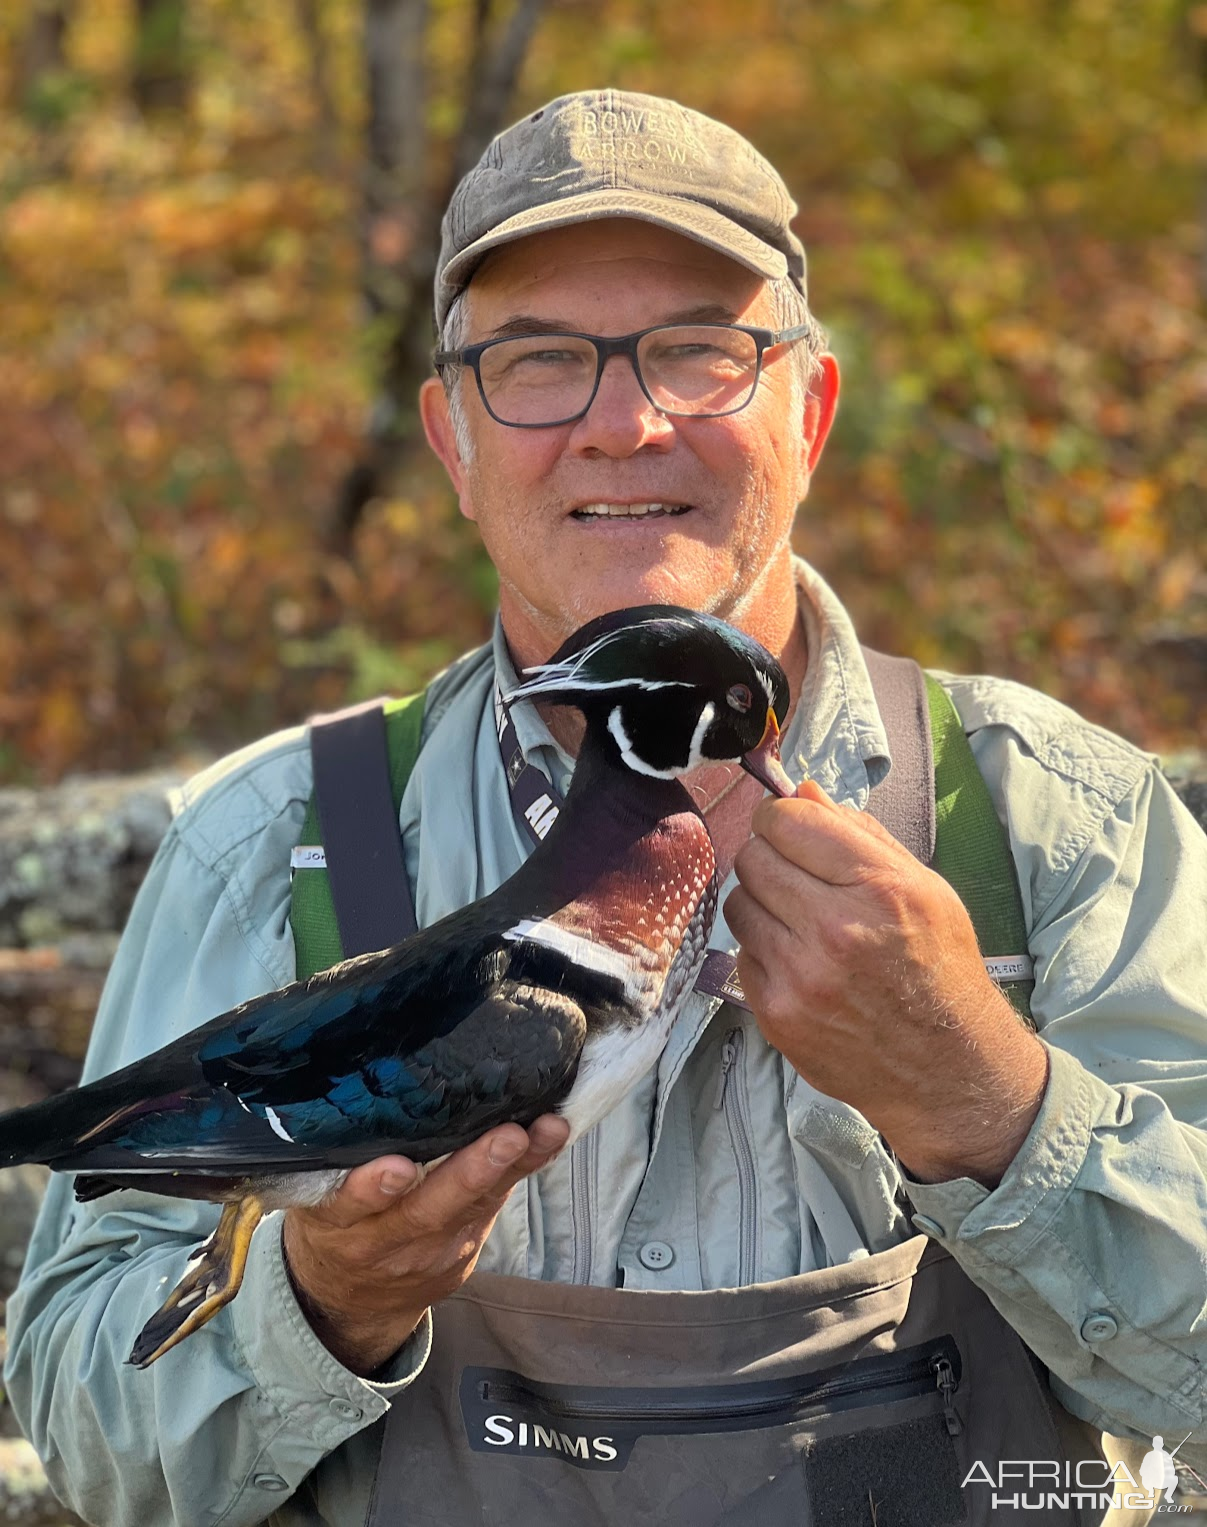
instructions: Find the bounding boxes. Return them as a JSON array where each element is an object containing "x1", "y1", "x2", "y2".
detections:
[{"x1": 434, "y1": 88, "x2": 807, "y2": 329}]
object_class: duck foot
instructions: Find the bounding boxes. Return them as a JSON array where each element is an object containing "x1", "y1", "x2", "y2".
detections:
[{"x1": 128, "y1": 1195, "x2": 264, "y2": 1368}]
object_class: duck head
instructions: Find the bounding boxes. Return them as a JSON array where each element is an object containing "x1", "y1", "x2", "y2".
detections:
[{"x1": 506, "y1": 607, "x2": 796, "y2": 798}]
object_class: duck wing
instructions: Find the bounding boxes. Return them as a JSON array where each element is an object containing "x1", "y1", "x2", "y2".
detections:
[{"x1": 0, "y1": 913, "x2": 618, "y2": 1181}]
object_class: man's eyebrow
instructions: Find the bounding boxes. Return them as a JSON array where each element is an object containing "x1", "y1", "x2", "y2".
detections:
[{"x1": 480, "y1": 304, "x2": 744, "y2": 341}]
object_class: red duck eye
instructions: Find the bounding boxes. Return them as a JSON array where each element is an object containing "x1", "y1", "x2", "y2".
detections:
[{"x1": 727, "y1": 684, "x2": 753, "y2": 714}]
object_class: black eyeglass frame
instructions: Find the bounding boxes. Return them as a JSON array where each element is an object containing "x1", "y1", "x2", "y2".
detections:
[{"x1": 432, "y1": 322, "x2": 814, "y2": 428}]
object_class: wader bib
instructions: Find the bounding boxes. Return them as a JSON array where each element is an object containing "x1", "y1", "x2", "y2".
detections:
[
  {"x1": 293, "y1": 661, "x2": 1150, "y2": 1526},
  {"x1": 366, "y1": 1237, "x2": 1151, "y2": 1527}
]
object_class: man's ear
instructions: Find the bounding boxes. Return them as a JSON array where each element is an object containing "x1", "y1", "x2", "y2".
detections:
[
  {"x1": 802, "y1": 353, "x2": 840, "y2": 475},
  {"x1": 419, "y1": 377, "x2": 471, "y2": 511}
]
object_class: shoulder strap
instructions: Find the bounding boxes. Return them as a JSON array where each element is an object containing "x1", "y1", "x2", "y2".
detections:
[
  {"x1": 923, "y1": 674, "x2": 1034, "y2": 1021},
  {"x1": 290, "y1": 692, "x2": 426, "y2": 979},
  {"x1": 861, "y1": 647, "x2": 936, "y2": 865},
  {"x1": 862, "y1": 647, "x2": 1033, "y2": 1021}
]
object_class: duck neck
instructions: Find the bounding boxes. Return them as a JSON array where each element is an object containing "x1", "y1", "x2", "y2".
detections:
[
  {"x1": 567, "y1": 724, "x2": 697, "y2": 826},
  {"x1": 509, "y1": 724, "x2": 702, "y2": 910}
]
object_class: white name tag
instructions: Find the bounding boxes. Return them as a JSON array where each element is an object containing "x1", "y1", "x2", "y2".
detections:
[
  {"x1": 290, "y1": 845, "x2": 327, "y2": 870},
  {"x1": 984, "y1": 954, "x2": 1034, "y2": 982}
]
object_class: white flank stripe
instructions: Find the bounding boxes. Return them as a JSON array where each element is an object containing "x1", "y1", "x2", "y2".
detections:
[
  {"x1": 264, "y1": 1106, "x2": 293, "y2": 1142},
  {"x1": 503, "y1": 917, "x2": 634, "y2": 987}
]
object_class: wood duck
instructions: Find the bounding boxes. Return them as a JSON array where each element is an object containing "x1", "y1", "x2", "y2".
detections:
[{"x1": 0, "y1": 606, "x2": 792, "y2": 1367}]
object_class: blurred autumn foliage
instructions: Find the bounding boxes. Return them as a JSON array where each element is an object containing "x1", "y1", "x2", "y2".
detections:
[{"x1": 0, "y1": 0, "x2": 1204, "y2": 784}]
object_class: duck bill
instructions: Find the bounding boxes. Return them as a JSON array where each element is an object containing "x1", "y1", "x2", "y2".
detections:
[{"x1": 741, "y1": 710, "x2": 796, "y2": 799}]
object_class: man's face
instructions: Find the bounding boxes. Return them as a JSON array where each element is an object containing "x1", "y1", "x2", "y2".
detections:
[{"x1": 420, "y1": 220, "x2": 838, "y2": 660}]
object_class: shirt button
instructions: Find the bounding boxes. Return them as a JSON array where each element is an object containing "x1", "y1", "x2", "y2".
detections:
[
  {"x1": 912, "y1": 1215, "x2": 945, "y2": 1239},
  {"x1": 638, "y1": 1241, "x2": 675, "y2": 1270},
  {"x1": 1080, "y1": 1313, "x2": 1119, "y2": 1343},
  {"x1": 253, "y1": 1474, "x2": 289, "y2": 1492},
  {"x1": 329, "y1": 1398, "x2": 363, "y2": 1422}
]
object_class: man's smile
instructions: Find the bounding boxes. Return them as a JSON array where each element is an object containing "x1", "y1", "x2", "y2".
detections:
[{"x1": 569, "y1": 502, "x2": 694, "y2": 521}]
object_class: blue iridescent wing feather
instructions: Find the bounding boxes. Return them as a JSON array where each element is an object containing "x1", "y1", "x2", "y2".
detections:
[{"x1": 0, "y1": 914, "x2": 603, "y2": 1176}]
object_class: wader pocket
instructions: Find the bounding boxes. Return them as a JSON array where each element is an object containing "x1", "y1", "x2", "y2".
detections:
[
  {"x1": 368, "y1": 1242, "x2": 1121, "y2": 1527},
  {"x1": 437, "y1": 1339, "x2": 965, "y2": 1525},
  {"x1": 462, "y1": 1335, "x2": 962, "y2": 1466}
]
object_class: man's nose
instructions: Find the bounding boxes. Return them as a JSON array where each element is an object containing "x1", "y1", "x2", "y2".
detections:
[{"x1": 567, "y1": 353, "x2": 676, "y2": 456}]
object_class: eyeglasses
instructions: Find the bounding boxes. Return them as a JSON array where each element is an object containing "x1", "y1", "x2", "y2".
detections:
[{"x1": 433, "y1": 322, "x2": 813, "y2": 429}]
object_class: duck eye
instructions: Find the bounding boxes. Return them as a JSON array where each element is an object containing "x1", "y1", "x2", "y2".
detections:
[{"x1": 727, "y1": 683, "x2": 753, "y2": 714}]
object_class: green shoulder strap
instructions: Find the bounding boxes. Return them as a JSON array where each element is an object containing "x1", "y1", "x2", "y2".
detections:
[
  {"x1": 290, "y1": 691, "x2": 427, "y2": 980},
  {"x1": 924, "y1": 674, "x2": 1034, "y2": 1022}
]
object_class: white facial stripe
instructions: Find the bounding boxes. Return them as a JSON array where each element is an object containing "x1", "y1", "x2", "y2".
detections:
[
  {"x1": 607, "y1": 704, "x2": 633, "y2": 758},
  {"x1": 503, "y1": 917, "x2": 634, "y2": 986},
  {"x1": 758, "y1": 670, "x2": 776, "y2": 706},
  {"x1": 607, "y1": 705, "x2": 680, "y2": 779},
  {"x1": 685, "y1": 700, "x2": 716, "y2": 772}
]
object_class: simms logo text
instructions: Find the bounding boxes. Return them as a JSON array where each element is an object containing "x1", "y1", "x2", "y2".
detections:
[{"x1": 482, "y1": 1414, "x2": 617, "y2": 1465}]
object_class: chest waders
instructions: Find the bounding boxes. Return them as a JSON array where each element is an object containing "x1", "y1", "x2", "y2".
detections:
[{"x1": 290, "y1": 653, "x2": 1151, "y2": 1527}]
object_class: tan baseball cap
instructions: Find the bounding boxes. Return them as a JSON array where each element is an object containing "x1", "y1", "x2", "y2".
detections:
[{"x1": 435, "y1": 89, "x2": 807, "y2": 329}]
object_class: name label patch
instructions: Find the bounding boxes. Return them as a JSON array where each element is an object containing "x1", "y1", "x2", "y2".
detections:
[{"x1": 290, "y1": 845, "x2": 327, "y2": 869}]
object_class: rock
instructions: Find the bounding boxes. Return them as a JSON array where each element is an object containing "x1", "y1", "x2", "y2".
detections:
[
  {"x1": 0, "y1": 1168, "x2": 48, "y2": 1302},
  {"x1": 0, "y1": 1438, "x2": 83, "y2": 1526},
  {"x1": 0, "y1": 769, "x2": 185, "y2": 1105},
  {"x1": 0, "y1": 1172, "x2": 85, "y2": 1523},
  {"x1": 1163, "y1": 752, "x2": 1207, "y2": 836},
  {"x1": 0, "y1": 772, "x2": 183, "y2": 949}
]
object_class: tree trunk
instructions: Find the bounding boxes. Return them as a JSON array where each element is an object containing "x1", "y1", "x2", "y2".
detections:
[
  {"x1": 10, "y1": 0, "x2": 71, "y2": 115},
  {"x1": 131, "y1": 0, "x2": 191, "y2": 116},
  {"x1": 326, "y1": 0, "x2": 549, "y2": 552},
  {"x1": 293, "y1": 0, "x2": 340, "y2": 168}
]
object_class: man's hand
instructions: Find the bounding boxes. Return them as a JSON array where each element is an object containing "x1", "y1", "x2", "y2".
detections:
[
  {"x1": 726, "y1": 780, "x2": 1048, "y2": 1187},
  {"x1": 282, "y1": 1115, "x2": 570, "y2": 1375}
]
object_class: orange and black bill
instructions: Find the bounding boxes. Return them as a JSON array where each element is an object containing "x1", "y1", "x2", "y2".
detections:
[{"x1": 740, "y1": 710, "x2": 796, "y2": 798}]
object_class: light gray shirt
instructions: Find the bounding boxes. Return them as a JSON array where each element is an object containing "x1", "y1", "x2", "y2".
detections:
[{"x1": 7, "y1": 560, "x2": 1207, "y2": 1526}]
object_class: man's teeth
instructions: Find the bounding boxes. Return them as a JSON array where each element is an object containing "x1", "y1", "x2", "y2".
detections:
[{"x1": 573, "y1": 503, "x2": 690, "y2": 518}]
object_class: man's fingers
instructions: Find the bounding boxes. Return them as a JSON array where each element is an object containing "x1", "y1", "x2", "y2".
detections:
[
  {"x1": 306, "y1": 1114, "x2": 570, "y2": 1231},
  {"x1": 527, "y1": 1114, "x2": 573, "y2": 1157},
  {"x1": 311, "y1": 1155, "x2": 422, "y2": 1228},
  {"x1": 390, "y1": 1116, "x2": 570, "y2": 1234},
  {"x1": 748, "y1": 781, "x2": 908, "y2": 887}
]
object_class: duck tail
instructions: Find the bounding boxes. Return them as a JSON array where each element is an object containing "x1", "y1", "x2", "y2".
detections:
[
  {"x1": 0, "y1": 1082, "x2": 136, "y2": 1171},
  {"x1": 0, "y1": 1091, "x2": 73, "y2": 1169}
]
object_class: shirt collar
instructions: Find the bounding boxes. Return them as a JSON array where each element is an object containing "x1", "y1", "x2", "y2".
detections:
[{"x1": 490, "y1": 557, "x2": 892, "y2": 808}]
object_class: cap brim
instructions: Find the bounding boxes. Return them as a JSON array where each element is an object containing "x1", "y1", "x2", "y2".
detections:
[{"x1": 438, "y1": 188, "x2": 789, "y2": 321}]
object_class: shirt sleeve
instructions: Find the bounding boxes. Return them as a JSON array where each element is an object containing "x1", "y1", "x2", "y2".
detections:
[
  {"x1": 3, "y1": 795, "x2": 432, "y2": 1527},
  {"x1": 905, "y1": 757, "x2": 1207, "y2": 1457}
]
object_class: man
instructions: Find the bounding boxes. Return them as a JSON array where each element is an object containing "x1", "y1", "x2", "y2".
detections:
[{"x1": 7, "y1": 89, "x2": 1207, "y2": 1526}]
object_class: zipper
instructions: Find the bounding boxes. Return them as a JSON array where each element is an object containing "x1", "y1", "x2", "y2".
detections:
[
  {"x1": 932, "y1": 1352, "x2": 963, "y2": 1436},
  {"x1": 476, "y1": 1337, "x2": 962, "y2": 1430},
  {"x1": 714, "y1": 1025, "x2": 758, "y2": 1283},
  {"x1": 569, "y1": 1127, "x2": 597, "y2": 1285}
]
